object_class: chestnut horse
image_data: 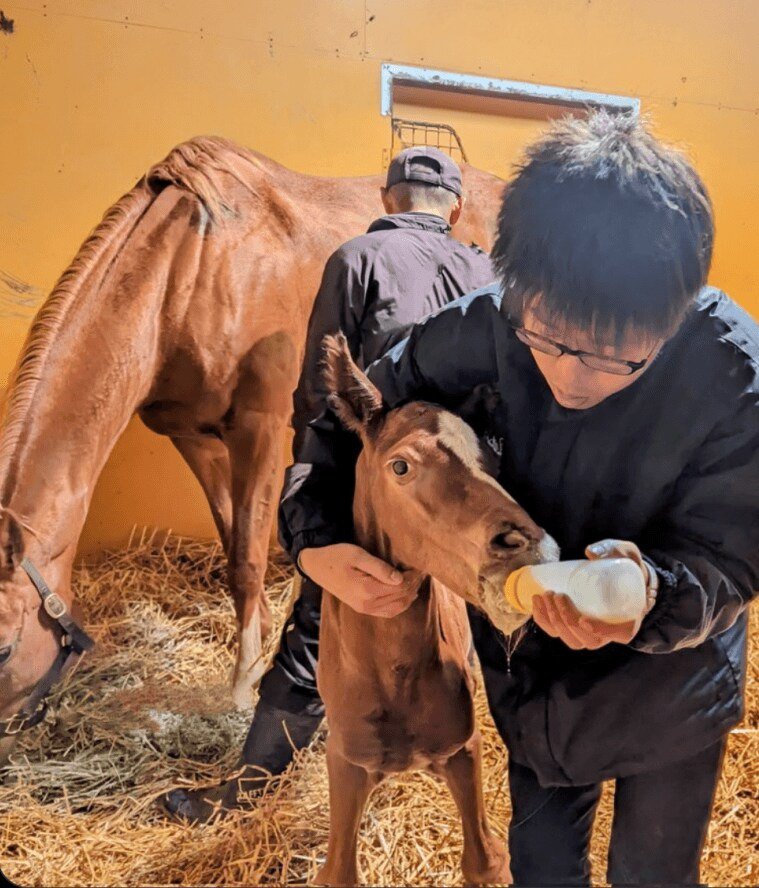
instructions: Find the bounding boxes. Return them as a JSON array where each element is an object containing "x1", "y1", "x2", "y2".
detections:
[
  {"x1": 315, "y1": 335, "x2": 559, "y2": 886},
  {"x1": 0, "y1": 136, "x2": 505, "y2": 757}
]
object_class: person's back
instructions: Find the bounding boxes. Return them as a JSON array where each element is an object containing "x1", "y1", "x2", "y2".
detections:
[
  {"x1": 291, "y1": 152, "x2": 494, "y2": 448},
  {"x1": 162, "y1": 146, "x2": 495, "y2": 821}
]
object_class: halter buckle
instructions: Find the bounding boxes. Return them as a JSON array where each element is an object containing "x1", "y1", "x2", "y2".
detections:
[{"x1": 43, "y1": 592, "x2": 68, "y2": 621}]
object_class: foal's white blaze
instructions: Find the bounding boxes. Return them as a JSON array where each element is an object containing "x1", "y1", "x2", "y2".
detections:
[{"x1": 435, "y1": 412, "x2": 516, "y2": 501}]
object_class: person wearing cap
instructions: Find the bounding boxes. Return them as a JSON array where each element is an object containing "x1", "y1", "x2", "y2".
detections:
[{"x1": 162, "y1": 146, "x2": 495, "y2": 821}]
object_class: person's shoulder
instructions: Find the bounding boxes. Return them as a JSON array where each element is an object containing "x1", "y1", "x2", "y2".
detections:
[
  {"x1": 318, "y1": 232, "x2": 391, "y2": 286},
  {"x1": 693, "y1": 288, "x2": 759, "y2": 379},
  {"x1": 332, "y1": 224, "x2": 436, "y2": 272},
  {"x1": 329, "y1": 230, "x2": 384, "y2": 263},
  {"x1": 375, "y1": 283, "x2": 503, "y2": 391},
  {"x1": 684, "y1": 288, "x2": 759, "y2": 407},
  {"x1": 446, "y1": 237, "x2": 496, "y2": 273},
  {"x1": 406, "y1": 282, "x2": 503, "y2": 347},
  {"x1": 433, "y1": 282, "x2": 503, "y2": 317},
  {"x1": 696, "y1": 288, "x2": 759, "y2": 362},
  {"x1": 447, "y1": 238, "x2": 492, "y2": 262}
]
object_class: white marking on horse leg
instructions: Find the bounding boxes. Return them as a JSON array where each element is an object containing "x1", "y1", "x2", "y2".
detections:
[{"x1": 231, "y1": 606, "x2": 264, "y2": 709}]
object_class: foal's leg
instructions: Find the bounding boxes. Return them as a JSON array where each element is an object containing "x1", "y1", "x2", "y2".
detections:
[
  {"x1": 316, "y1": 738, "x2": 380, "y2": 887},
  {"x1": 433, "y1": 731, "x2": 511, "y2": 886},
  {"x1": 170, "y1": 434, "x2": 233, "y2": 552}
]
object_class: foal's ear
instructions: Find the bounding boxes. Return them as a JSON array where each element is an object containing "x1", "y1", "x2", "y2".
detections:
[
  {"x1": 322, "y1": 333, "x2": 384, "y2": 437},
  {"x1": 0, "y1": 511, "x2": 25, "y2": 577},
  {"x1": 457, "y1": 383, "x2": 501, "y2": 437}
]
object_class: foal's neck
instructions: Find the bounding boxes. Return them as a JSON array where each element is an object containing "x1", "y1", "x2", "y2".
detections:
[{"x1": 352, "y1": 503, "x2": 443, "y2": 646}]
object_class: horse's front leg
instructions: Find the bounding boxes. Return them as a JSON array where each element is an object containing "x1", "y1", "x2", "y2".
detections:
[
  {"x1": 315, "y1": 736, "x2": 381, "y2": 887},
  {"x1": 433, "y1": 730, "x2": 511, "y2": 886}
]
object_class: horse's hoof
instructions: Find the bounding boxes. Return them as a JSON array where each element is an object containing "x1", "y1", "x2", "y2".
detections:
[{"x1": 231, "y1": 663, "x2": 266, "y2": 710}]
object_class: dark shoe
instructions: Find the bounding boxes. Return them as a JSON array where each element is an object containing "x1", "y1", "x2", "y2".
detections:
[
  {"x1": 160, "y1": 701, "x2": 323, "y2": 824},
  {"x1": 160, "y1": 766, "x2": 270, "y2": 823}
]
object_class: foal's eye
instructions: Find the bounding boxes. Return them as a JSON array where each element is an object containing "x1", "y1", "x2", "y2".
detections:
[
  {"x1": 391, "y1": 460, "x2": 409, "y2": 477},
  {"x1": 0, "y1": 645, "x2": 13, "y2": 667}
]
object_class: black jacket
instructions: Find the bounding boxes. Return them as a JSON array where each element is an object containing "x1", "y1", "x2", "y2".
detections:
[
  {"x1": 290, "y1": 212, "x2": 494, "y2": 450},
  {"x1": 279, "y1": 284, "x2": 759, "y2": 785}
]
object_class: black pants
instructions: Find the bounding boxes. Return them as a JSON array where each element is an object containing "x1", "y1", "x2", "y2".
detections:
[
  {"x1": 257, "y1": 576, "x2": 325, "y2": 717},
  {"x1": 508, "y1": 737, "x2": 727, "y2": 887}
]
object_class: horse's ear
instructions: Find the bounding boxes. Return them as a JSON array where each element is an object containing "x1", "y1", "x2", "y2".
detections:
[
  {"x1": 457, "y1": 384, "x2": 502, "y2": 477},
  {"x1": 322, "y1": 333, "x2": 384, "y2": 437},
  {"x1": 0, "y1": 511, "x2": 25, "y2": 577}
]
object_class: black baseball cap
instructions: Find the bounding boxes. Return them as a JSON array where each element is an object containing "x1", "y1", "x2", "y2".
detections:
[{"x1": 385, "y1": 146, "x2": 463, "y2": 197}]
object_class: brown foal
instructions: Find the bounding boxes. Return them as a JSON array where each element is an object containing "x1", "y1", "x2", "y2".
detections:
[{"x1": 315, "y1": 334, "x2": 559, "y2": 886}]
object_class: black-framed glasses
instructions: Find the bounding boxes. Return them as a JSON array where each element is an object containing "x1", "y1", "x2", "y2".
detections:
[{"x1": 512, "y1": 325, "x2": 660, "y2": 376}]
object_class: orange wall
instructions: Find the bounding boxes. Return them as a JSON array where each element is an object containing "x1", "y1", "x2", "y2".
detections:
[{"x1": 1, "y1": 0, "x2": 757, "y2": 552}]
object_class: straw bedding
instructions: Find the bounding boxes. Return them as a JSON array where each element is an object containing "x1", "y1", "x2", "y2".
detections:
[{"x1": 1, "y1": 531, "x2": 756, "y2": 886}]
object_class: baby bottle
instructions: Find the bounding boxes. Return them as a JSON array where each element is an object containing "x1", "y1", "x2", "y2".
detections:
[{"x1": 503, "y1": 558, "x2": 648, "y2": 624}]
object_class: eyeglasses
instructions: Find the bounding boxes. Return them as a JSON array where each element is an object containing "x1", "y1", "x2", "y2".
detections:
[{"x1": 512, "y1": 325, "x2": 660, "y2": 376}]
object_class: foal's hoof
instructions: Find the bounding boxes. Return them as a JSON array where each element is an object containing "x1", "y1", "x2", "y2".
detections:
[
  {"x1": 314, "y1": 864, "x2": 359, "y2": 887},
  {"x1": 462, "y1": 839, "x2": 511, "y2": 886}
]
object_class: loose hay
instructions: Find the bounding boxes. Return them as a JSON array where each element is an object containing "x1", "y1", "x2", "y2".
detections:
[{"x1": 0, "y1": 532, "x2": 756, "y2": 886}]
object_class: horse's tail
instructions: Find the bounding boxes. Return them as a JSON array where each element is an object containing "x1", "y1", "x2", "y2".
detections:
[{"x1": 145, "y1": 135, "x2": 265, "y2": 225}]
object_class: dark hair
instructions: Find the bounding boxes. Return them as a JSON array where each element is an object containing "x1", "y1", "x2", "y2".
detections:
[{"x1": 492, "y1": 110, "x2": 714, "y2": 343}]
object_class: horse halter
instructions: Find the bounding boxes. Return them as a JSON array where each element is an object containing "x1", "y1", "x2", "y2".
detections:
[{"x1": 0, "y1": 558, "x2": 95, "y2": 737}]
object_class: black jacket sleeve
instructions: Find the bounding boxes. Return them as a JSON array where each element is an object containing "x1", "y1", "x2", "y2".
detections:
[
  {"x1": 278, "y1": 291, "x2": 502, "y2": 567},
  {"x1": 632, "y1": 385, "x2": 759, "y2": 653},
  {"x1": 291, "y1": 248, "x2": 366, "y2": 453}
]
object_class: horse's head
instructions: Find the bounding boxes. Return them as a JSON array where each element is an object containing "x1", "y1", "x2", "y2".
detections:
[
  {"x1": 323, "y1": 334, "x2": 559, "y2": 633},
  {"x1": 0, "y1": 509, "x2": 81, "y2": 762}
]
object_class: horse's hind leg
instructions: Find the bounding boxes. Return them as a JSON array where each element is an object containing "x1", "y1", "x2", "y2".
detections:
[
  {"x1": 433, "y1": 731, "x2": 511, "y2": 886},
  {"x1": 170, "y1": 434, "x2": 233, "y2": 552},
  {"x1": 316, "y1": 737, "x2": 380, "y2": 887},
  {"x1": 225, "y1": 407, "x2": 288, "y2": 707},
  {"x1": 224, "y1": 332, "x2": 300, "y2": 707}
]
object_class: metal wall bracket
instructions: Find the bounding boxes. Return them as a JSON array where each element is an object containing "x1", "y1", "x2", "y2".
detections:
[{"x1": 381, "y1": 63, "x2": 640, "y2": 118}]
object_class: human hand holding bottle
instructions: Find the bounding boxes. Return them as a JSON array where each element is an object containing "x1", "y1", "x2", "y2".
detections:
[{"x1": 526, "y1": 539, "x2": 658, "y2": 650}]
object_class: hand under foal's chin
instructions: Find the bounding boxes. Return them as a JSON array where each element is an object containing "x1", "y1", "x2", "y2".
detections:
[
  {"x1": 532, "y1": 592, "x2": 638, "y2": 650},
  {"x1": 300, "y1": 543, "x2": 420, "y2": 618}
]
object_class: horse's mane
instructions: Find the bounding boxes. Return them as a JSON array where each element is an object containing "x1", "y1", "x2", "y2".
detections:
[
  {"x1": 0, "y1": 185, "x2": 154, "y2": 485},
  {"x1": 0, "y1": 135, "x2": 261, "y2": 489}
]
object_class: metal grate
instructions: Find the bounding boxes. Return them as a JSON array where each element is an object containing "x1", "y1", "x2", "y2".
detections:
[{"x1": 390, "y1": 117, "x2": 468, "y2": 163}]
